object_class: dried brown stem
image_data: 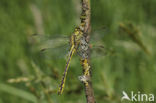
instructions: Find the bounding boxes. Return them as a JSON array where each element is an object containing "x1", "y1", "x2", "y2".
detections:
[{"x1": 80, "y1": 0, "x2": 95, "y2": 103}]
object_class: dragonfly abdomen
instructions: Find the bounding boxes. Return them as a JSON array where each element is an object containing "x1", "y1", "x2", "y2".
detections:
[{"x1": 58, "y1": 45, "x2": 76, "y2": 95}]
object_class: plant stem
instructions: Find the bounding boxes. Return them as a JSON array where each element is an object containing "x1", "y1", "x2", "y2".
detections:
[{"x1": 80, "y1": 0, "x2": 95, "y2": 103}]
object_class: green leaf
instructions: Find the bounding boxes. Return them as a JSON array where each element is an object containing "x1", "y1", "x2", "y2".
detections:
[{"x1": 0, "y1": 83, "x2": 37, "y2": 103}]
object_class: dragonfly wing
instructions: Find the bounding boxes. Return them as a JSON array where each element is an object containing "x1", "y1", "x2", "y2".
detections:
[
  {"x1": 40, "y1": 44, "x2": 70, "y2": 59},
  {"x1": 90, "y1": 26, "x2": 109, "y2": 42},
  {"x1": 32, "y1": 34, "x2": 69, "y2": 49},
  {"x1": 31, "y1": 34, "x2": 70, "y2": 59},
  {"x1": 90, "y1": 43, "x2": 115, "y2": 58}
]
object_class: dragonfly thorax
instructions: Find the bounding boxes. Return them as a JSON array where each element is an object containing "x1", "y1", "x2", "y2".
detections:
[
  {"x1": 74, "y1": 28, "x2": 83, "y2": 41},
  {"x1": 70, "y1": 27, "x2": 84, "y2": 48}
]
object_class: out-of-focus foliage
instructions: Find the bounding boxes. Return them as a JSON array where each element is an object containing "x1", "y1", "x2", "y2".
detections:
[{"x1": 0, "y1": 0, "x2": 156, "y2": 103}]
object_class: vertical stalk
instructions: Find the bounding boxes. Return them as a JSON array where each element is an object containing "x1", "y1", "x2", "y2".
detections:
[{"x1": 80, "y1": 0, "x2": 95, "y2": 103}]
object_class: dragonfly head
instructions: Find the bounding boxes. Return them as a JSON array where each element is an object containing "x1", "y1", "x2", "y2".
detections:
[{"x1": 74, "y1": 27, "x2": 80, "y2": 31}]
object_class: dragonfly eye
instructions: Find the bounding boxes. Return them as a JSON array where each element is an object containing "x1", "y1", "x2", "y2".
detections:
[{"x1": 75, "y1": 27, "x2": 79, "y2": 31}]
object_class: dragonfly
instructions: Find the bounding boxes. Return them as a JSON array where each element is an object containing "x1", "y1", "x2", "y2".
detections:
[
  {"x1": 57, "y1": 27, "x2": 84, "y2": 95},
  {"x1": 32, "y1": 26, "x2": 109, "y2": 57},
  {"x1": 31, "y1": 26, "x2": 113, "y2": 95}
]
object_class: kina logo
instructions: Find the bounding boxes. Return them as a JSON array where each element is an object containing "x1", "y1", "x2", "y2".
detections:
[{"x1": 121, "y1": 91, "x2": 155, "y2": 102}]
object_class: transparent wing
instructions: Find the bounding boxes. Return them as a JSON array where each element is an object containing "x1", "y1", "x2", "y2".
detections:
[
  {"x1": 90, "y1": 26, "x2": 114, "y2": 57},
  {"x1": 32, "y1": 34, "x2": 69, "y2": 49},
  {"x1": 90, "y1": 43, "x2": 115, "y2": 58},
  {"x1": 31, "y1": 34, "x2": 70, "y2": 59},
  {"x1": 90, "y1": 26, "x2": 109, "y2": 41},
  {"x1": 41, "y1": 44, "x2": 70, "y2": 60}
]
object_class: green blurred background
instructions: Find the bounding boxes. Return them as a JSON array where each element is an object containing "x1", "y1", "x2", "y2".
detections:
[{"x1": 0, "y1": 0, "x2": 156, "y2": 103}]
